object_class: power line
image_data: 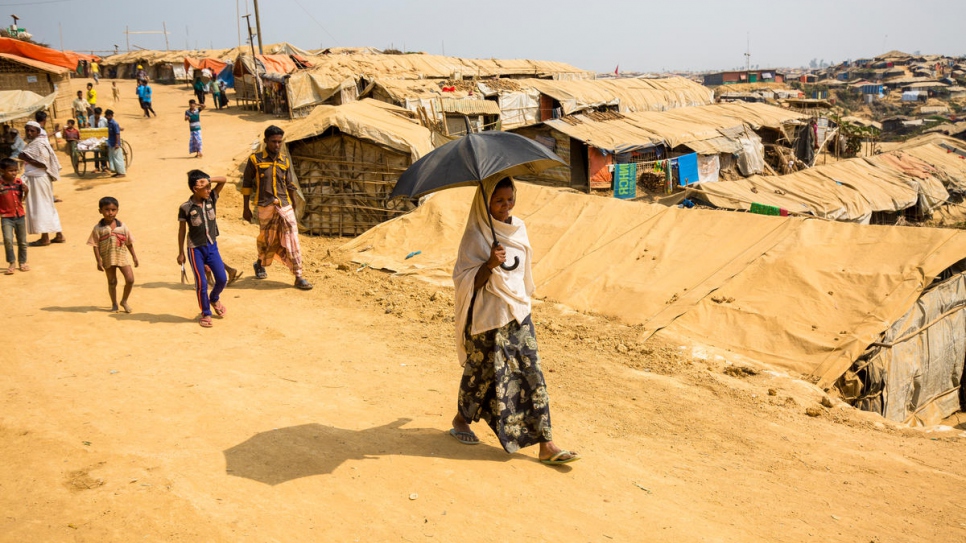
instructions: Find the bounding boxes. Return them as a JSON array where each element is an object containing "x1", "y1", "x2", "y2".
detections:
[
  {"x1": 291, "y1": 0, "x2": 338, "y2": 45},
  {"x1": 0, "y1": 0, "x2": 77, "y2": 5}
]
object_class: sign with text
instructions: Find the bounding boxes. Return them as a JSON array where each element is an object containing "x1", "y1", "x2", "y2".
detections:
[{"x1": 613, "y1": 163, "x2": 637, "y2": 200}]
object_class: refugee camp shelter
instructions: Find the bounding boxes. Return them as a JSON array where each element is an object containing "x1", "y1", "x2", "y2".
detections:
[
  {"x1": 279, "y1": 53, "x2": 591, "y2": 119},
  {"x1": 703, "y1": 69, "x2": 785, "y2": 86},
  {"x1": 0, "y1": 53, "x2": 72, "y2": 121},
  {"x1": 282, "y1": 99, "x2": 435, "y2": 236},
  {"x1": 359, "y1": 79, "x2": 501, "y2": 135},
  {"x1": 683, "y1": 136, "x2": 966, "y2": 224},
  {"x1": 478, "y1": 76, "x2": 715, "y2": 129},
  {"x1": 509, "y1": 102, "x2": 806, "y2": 191},
  {"x1": 0, "y1": 89, "x2": 57, "y2": 135},
  {"x1": 101, "y1": 49, "x2": 218, "y2": 82},
  {"x1": 341, "y1": 181, "x2": 966, "y2": 427},
  {"x1": 233, "y1": 53, "x2": 312, "y2": 113}
]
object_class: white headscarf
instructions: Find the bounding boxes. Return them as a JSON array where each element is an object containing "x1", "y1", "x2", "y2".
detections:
[
  {"x1": 452, "y1": 177, "x2": 535, "y2": 365},
  {"x1": 22, "y1": 121, "x2": 61, "y2": 180}
]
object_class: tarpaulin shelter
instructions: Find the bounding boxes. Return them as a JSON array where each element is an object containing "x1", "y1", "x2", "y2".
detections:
[
  {"x1": 232, "y1": 53, "x2": 312, "y2": 113},
  {"x1": 686, "y1": 136, "x2": 966, "y2": 223},
  {"x1": 359, "y1": 79, "x2": 500, "y2": 135},
  {"x1": 280, "y1": 53, "x2": 591, "y2": 119},
  {"x1": 510, "y1": 102, "x2": 806, "y2": 190},
  {"x1": 0, "y1": 37, "x2": 89, "y2": 71},
  {"x1": 282, "y1": 99, "x2": 436, "y2": 236},
  {"x1": 184, "y1": 57, "x2": 228, "y2": 77},
  {"x1": 0, "y1": 53, "x2": 73, "y2": 121},
  {"x1": 0, "y1": 89, "x2": 57, "y2": 125},
  {"x1": 341, "y1": 181, "x2": 966, "y2": 426}
]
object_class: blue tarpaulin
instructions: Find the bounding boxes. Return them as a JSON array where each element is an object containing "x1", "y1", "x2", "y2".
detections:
[
  {"x1": 217, "y1": 63, "x2": 234, "y2": 89},
  {"x1": 672, "y1": 153, "x2": 699, "y2": 186}
]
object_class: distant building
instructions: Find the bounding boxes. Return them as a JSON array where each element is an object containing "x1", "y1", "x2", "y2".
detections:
[{"x1": 703, "y1": 69, "x2": 785, "y2": 86}]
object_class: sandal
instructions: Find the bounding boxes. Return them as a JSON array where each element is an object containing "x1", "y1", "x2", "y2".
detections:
[
  {"x1": 253, "y1": 261, "x2": 267, "y2": 279},
  {"x1": 18, "y1": 264, "x2": 28, "y2": 272},
  {"x1": 28, "y1": 240, "x2": 50, "y2": 247},
  {"x1": 449, "y1": 428, "x2": 480, "y2": 445},
  {"x1": 199, "y1": 315, "x2": 213, "y2": 328},
  {"x1": 540, "y1": 450, "x2": 580, "y2": 466},
  {"x1": 294, "y1": 277, "x2": 313, "y2": 290},
  {"x1": 212, "y1": 301, "x2": 227, "y2": 317},
  {"x1": 4, "y1": 267, "x2": 14, "y2": 275}
]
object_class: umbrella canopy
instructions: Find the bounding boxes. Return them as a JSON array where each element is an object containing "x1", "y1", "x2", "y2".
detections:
[{"x1": 390, "y1": 131, "x2": 566, "y2": 199}]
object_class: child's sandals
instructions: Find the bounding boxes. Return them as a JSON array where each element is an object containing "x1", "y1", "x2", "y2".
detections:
[
  {"x1": 212, "y1": 301, "x2": 227, "y2": 317},
  {"x1": 4, "y1": 266, "x2": 14, "y2": 275},
  {"x1": 18, "y1": 263, "x2": 28, "y2": 272},
  {"x1": 199, "y1": 315, "x2": 213, "y2": 328}
]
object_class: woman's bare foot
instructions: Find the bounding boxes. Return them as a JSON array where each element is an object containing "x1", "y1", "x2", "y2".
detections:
[
  {"x1": 110, "y1": 304, "x2": 119, "y2": 313},
  {"x1": 120, "y1": 301, "x2": 132, "y2": 313}
]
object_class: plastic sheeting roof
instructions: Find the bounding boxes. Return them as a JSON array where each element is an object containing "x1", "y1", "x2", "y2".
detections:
[
  {"x1": 686, "y1": 138, "x2": 966, "y2": 222},
  {"x1": 0, "y1": 89, "x2": 58, "y2": 123},
  {"x1": 535, "y1": 102, "x2": 806, "y2": 154},
  {"x1": 284, "y1": 99, "x2": 435, "y2": 160},
  {"x1": 341, "y1": 181, "x2": 966, "y2": 389},
  {"x1": 0, "y1": 37, "x2": 88, "y2": 70},
  {"x1": 0, "y1": 52, "x2": 69, "y2": 75},
  {"x1": 522, "y1": 76, "x2": 714, "y2": 115}
]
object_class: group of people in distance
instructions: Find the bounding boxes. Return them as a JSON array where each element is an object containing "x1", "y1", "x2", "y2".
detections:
[{"x1": 193, "y1": 72, "x2": 229, "y2": 110}]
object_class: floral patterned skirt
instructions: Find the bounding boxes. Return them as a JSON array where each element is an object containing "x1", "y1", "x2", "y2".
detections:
[{"x1": 458, "y1": 314, "x2": 552, "y2": 453}]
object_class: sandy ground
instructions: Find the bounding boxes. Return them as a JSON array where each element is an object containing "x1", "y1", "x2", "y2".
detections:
[{"x1": 2, "y1": 81, "x2": 966, "y2": 543}]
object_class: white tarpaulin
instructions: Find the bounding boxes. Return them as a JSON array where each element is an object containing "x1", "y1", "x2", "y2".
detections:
[{"x1": 0, "y1": 90, "x2": 57, "y2": 124}]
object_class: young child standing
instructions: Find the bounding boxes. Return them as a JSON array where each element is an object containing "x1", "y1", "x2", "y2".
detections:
[
  {"x1": 185, "y1": 99, "x2": 205, "y2": 158},
  {"x1": 87, "y1": 196, "x2": 138, "y2": 312},
  {"x1": 0, "y1": 158, "x2": 28, "y2": 274},
  {"x1": 177, "y1": 170, "x2": 227, "y2": 327},
  {"x1": 112, "y1": 81, "x2": 121, "y2": 103}
]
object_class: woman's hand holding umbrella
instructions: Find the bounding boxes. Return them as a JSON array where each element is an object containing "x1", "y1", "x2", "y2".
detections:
[{"x1": 486, "y1": 242, "x2": 506, "y2": 270}]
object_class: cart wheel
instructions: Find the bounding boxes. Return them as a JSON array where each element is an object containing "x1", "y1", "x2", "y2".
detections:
[
  {"x1": 74, "y1": 154, "x2": 87, "y2": 178},
  {"x1": 121, "y1": 140, "x2": 133, "y2": 168}
]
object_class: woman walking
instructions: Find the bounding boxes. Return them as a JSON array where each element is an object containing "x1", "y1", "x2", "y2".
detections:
[
  {"x1": 19, "y1": 122, "x2": 64, "y2": 246},
  {"x1": 450, "y1": 177, "x2": 578, "y2": 465}
]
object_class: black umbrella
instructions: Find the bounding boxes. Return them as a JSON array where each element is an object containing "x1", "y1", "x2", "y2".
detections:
[{"x1": 391, "y1": 132, "x2": 567, "y2": 270}]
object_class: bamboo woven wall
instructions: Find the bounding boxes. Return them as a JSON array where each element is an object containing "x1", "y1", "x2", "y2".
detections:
[
  {"x1": 0, "y1": 60, "x2": 74, "y2": 121},
  {"x1": 290, "y1": 132, "x2": 414, "y2": 237}
]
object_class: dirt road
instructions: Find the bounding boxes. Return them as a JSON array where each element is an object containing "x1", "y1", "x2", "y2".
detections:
[{"x1": 1, "y1": 81, "x2": 964, "y2": 542}]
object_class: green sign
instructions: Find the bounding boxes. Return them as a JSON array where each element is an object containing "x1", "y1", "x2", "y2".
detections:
[{"x1": 613, "y1": 163, "x2": 637, "y2": 199}]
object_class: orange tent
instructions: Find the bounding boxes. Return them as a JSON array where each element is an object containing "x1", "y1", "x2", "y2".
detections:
[{"x1": 0, "y1": 37, "x2": 94, "y2": 71}]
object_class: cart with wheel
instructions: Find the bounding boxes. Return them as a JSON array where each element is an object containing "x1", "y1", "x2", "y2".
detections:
[{"x1": 71, "y1": 127, "x2": 133, "y2": 177}]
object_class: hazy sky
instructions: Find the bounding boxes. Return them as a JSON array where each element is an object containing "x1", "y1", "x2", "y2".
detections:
[{"x1": 11, "y1": 0, "x2": 965, "y2": 72}]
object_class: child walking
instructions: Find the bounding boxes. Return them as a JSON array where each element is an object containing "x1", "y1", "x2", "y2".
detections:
[
  {"x1": 87, "y1": 196, "x2": 138, "y2": 312},
  {"x1": 185, "y1": 99, "x2": 205, "y2": 158},
  {"x1": 0, "y1": 158, "x2": 28, "y2": 274},
  {"x1": 177, "y1": 170, "x2": 227, "y2": 328}
]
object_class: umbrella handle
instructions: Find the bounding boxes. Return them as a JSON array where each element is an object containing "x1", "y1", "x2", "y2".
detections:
[
  {"x1": 482, "y1": 181, "x2": 520, "y2": 271},
  {"x1": 492, "y1": 240, "x2": 520, "y2": 271}
]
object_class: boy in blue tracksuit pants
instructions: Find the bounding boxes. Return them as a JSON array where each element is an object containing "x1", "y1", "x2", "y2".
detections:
[{"x1": 177, "y1": 169, "x2": 228, "y2": 328}]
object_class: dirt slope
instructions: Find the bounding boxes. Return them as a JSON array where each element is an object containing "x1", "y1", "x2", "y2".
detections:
[{"x1": 1, "y1": 81, "x2": 964, "y2": 543}]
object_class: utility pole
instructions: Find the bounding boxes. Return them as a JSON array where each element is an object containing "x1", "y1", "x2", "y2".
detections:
[
  {"x1": 242, "y1": 13, "x2": 262, "y2": 108},
  {"x1": 744, "y1": 32, "x2": 751, "y2": 73},
  {"x1": 126, "y1": 25, "x2": 130, "y2": 52},
  {"x1": 162, "y1": 21, "x2": 169, "y2": 51},
  {"x1": 236, "y1": 0, "x2": 242, "y2": 47},
  {"x1": 252, "y1": 0, "x2": 264, "y2": 54}
]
